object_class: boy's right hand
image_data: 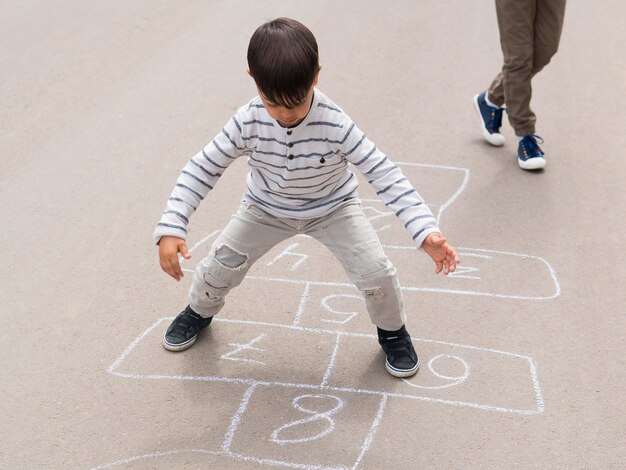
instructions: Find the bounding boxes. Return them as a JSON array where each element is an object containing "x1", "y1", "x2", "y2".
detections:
[{"x1": 158, "y1": 236, "x2": 191, "y2": 281}]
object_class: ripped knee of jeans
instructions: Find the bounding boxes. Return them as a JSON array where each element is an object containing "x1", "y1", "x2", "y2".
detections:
[
  {"x1": 215, "y1": 244, "x2": 248, "y2": 270},
  {"x1": 198, "y1": 245, "x2": 249, "y2": 301},
  {"x1": 363, "y1": 286, "x2": 384, "y2": 300}
]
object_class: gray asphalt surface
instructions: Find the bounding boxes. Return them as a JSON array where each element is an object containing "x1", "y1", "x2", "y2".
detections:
[{"x1": 2, "y1": 1, "x2": 625, "y2": 468}]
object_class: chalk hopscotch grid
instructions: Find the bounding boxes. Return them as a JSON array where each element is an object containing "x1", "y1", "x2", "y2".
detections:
[
  {"x1": 102, "y1": 317, "x2": 543, "y2": 468},
  {"x1": 179, "y1": 163, "x2": 560, "y2": 301},
  {"x1": 107, "y1": 317, "x2": 544, "y2": 416},
  {"x1": 94, "y1": 372, "x2": 386, "y2": 470},
  {"x1": 183, "y1": 238, "x2": 561, "y2": 302},
  {"x1": 96, "y1": 163, "x2": 552, "y2": 468}
]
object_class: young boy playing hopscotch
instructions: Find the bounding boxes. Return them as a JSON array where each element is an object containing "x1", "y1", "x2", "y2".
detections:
[{"x1": 154, "y1": 17, "x2": 460, "y2": 378}]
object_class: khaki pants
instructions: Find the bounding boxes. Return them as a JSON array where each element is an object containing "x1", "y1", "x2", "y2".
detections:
[
  {"x1": 189, "y1": 199, "x2": 406, "y2": 331},
  {"x1": 488, "y1": 0, "x2": 566, "y2": 136}
]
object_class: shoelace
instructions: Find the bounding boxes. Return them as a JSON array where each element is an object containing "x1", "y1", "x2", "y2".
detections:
[
  {"x1": 488, "y1": 106, "x2": 504, "y2": 132},
  {"x1": 521, "y1": 134, "x2": 545, "y2": 157}
]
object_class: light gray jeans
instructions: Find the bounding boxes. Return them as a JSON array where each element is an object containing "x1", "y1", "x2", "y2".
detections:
[{"x1": 189, "y1": 198, "x2": 406, "y2": 331}]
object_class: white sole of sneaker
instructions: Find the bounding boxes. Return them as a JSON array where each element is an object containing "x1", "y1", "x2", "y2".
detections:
[
  {"x1": 518, "y1": 156, "x2": 547, "y2": 170},
  {"x1": 473, "y1": 94, "x2": 505, "y2": 147},
  {"x1": 385, "y1": 360, "x2": 419, "y2": 378},
  {"x1": 163, "y1": 334, "x2": 197, "y2": 352}
]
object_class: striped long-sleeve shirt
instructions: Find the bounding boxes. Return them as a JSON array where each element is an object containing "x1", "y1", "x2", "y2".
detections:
[{"x1": 154, "y1": 89, "x2": 439, "y2": 248}]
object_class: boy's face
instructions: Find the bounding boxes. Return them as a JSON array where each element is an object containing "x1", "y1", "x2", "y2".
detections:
[{"x1": 256, "y1": 71, "x2": 319, "y2": 128}]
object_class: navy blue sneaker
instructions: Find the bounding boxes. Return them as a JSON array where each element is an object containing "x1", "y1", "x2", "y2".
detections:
[
  {"x1": 517, "y1": 135, "x2": 546, "y2": 170},
  {"x1": 163, "y1": 305, "x2": 213, "y2": 351},
  {"x1": 473, "y1": 91, "x2": 505, "y2": 146},
  {"x1": 378, "y1": 325, "x2": 419, "y2": 378}
]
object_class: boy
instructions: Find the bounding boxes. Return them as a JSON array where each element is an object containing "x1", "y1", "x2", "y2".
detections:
[
  {"x1": 473, "y1": 0, "x2": 566, "y2": 170},
  {"x1": 155, "y1": 18, "x2": 460, "y2": 378}
]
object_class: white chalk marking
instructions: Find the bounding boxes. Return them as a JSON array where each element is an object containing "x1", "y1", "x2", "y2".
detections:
[
  {"x1": 106, "y1": 318, "x2": 164, "y2": 374},
  {"x1": 246, "y1": 242, "x2": 561, "y2": 301},
  {"x1": 225, "y1": 451, "x2": 343, "y2": 469},
  {"x1": 222, "y1": 382, "x2": 259, "y2": 451},
  {"x1": 402, "y1": 354, "x2": 470, "y2": 389},
  {"x1": 362, "y1": 161, "x2": 470, "y2": 228},
  {"x1": 270, "y1": 394, "x2": 344, "y2": 445},
  {"x1": 457, "y1": 251, "x2": 493, "y2": 260},
  {"x1": 267, "y1": 242, "x2": 309, "y2": 271},
  {"x1": 113, "y1": 162, "x2": 555, "y2": 468},
  {"x1": 528, "y1": 357, "x2": 545, "y2": 413},
  {"x1": 351, "y1": 394, "x2": 388, "y2": 470},
  {"x1": 321, "y1": 294, "x2": 362, "y2": 324},
  {"x1": 221, "y1": 333, "x2": 267, "y2": 365},
  {"x1": 396, "y1": 161, "x2": 470, "y2": 226},
  {"x1": 321, "y1": 334, "x2": 342, "y2": 387},
  {"x1": 292, "y1": 282, "x2": 311, "y2": 327},
  {"x1": 447, "y1": 265, "x2": 481, "y2": 280},
  {"x1": 361, "y1": 206, "x2": 392, "y2": 232},
  {"x1": 247, "y1": 274, "x2": 354, "y2": 288},
  {"x1": 362, "y1": 205, "x2": 393, "y2": 222},
  {"x1": 108, "y1": 318, "x2": 544, "y2": 415},
  {"x1": 180, "y1": 230, "x2": 223, "y2": 273},
  {"x1": 188, "y1": 230, "x2": 222, "y2": 253},
  {"x1": 90, "y1": 449, "x2": 224, "y2": 469}
]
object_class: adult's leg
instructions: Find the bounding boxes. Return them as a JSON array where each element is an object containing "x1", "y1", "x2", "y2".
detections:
[
  {"x1": 189, "y1": 201, "x2": 294, "y2": 317},
  {"x1": 307, "y1": 203, "x2": 405, "y2": 331},
  {"x1": 532, "y1": 0, "x2": 566, "y2": 75},
  {"x1": 488, "y1": 0, "x2": 538, "y2": 136}
]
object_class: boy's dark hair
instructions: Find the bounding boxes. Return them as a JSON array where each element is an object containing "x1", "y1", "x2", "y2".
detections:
[{"x1": 247, "y1": 17, "x2": 319, "y2": 109}]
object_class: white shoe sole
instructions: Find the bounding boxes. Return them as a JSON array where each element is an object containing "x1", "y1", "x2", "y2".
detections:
[
  {"x1": 386, "y1": 359, "x2": 419, "y2": 378},
  {"x1": 473, "y1": 94, "x2": 505, "y2": 147},
  {"x1": 163, "y1": 334, "x2": 197, "y2": 351},
  {"x1": 518, "y1": 156, "x2": 547, "y2": 170}
]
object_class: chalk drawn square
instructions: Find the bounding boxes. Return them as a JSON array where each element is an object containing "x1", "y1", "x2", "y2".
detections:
[
  {"x1": 219, "y1": 276, "x2": 305, "y2": 325},
  {"x1": 109, "y1": 319, "x2": 337, "y2": 386},
  {"x1": 292, "y1": 283, "x2": 376, "y2": 334},
  {"x1": 327, "y1": 334, "x2": 544, "y2": 415},
  {"x1": 222, "y1": 276, "x2": 375, "y2": 334},
  {"x1": 389, "y1": 246, "x2": 560, "y2": 301},
  {"x1": 225, "y1": 384, "x2": 385, "y2": 469},
  {"x1": 250, "y1": 235, "x2": 350, "y2": 283}
]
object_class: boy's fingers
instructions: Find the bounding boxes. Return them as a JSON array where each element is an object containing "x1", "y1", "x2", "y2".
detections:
[
  {"x1": 172, "y1": 259, "x2": 184, "y2": 280},
  {"x1": 158, "y1": 237, "x2": 189, "y2": 281},
  {"x1": 162, "y1": 255, "x2": 182, "y2": 281},
  {"x1": 448, "y1": 259, "x2": 457, "y2": 273},
  {"x1": 164, "y1": 263, "x2": 177, "y2": 280},
  {"x1": 179, "y1": 243, "x2": 191, "y2": 260},
  {"x1": 448, "y1": 259, "x2": 456, "y2": 273}
]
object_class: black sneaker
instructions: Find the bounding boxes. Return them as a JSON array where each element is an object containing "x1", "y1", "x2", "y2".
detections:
[
  {"x1": 377, "y1": 325, "x2": 419, "y2": 378},
  {"x1": 163, "y1": 306, "x2": 213, "y2": 351}
]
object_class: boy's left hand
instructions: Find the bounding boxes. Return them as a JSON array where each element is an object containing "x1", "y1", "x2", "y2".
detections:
[{"x1": 422, "y1": 232, "x2": 460, "y2": 275}]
